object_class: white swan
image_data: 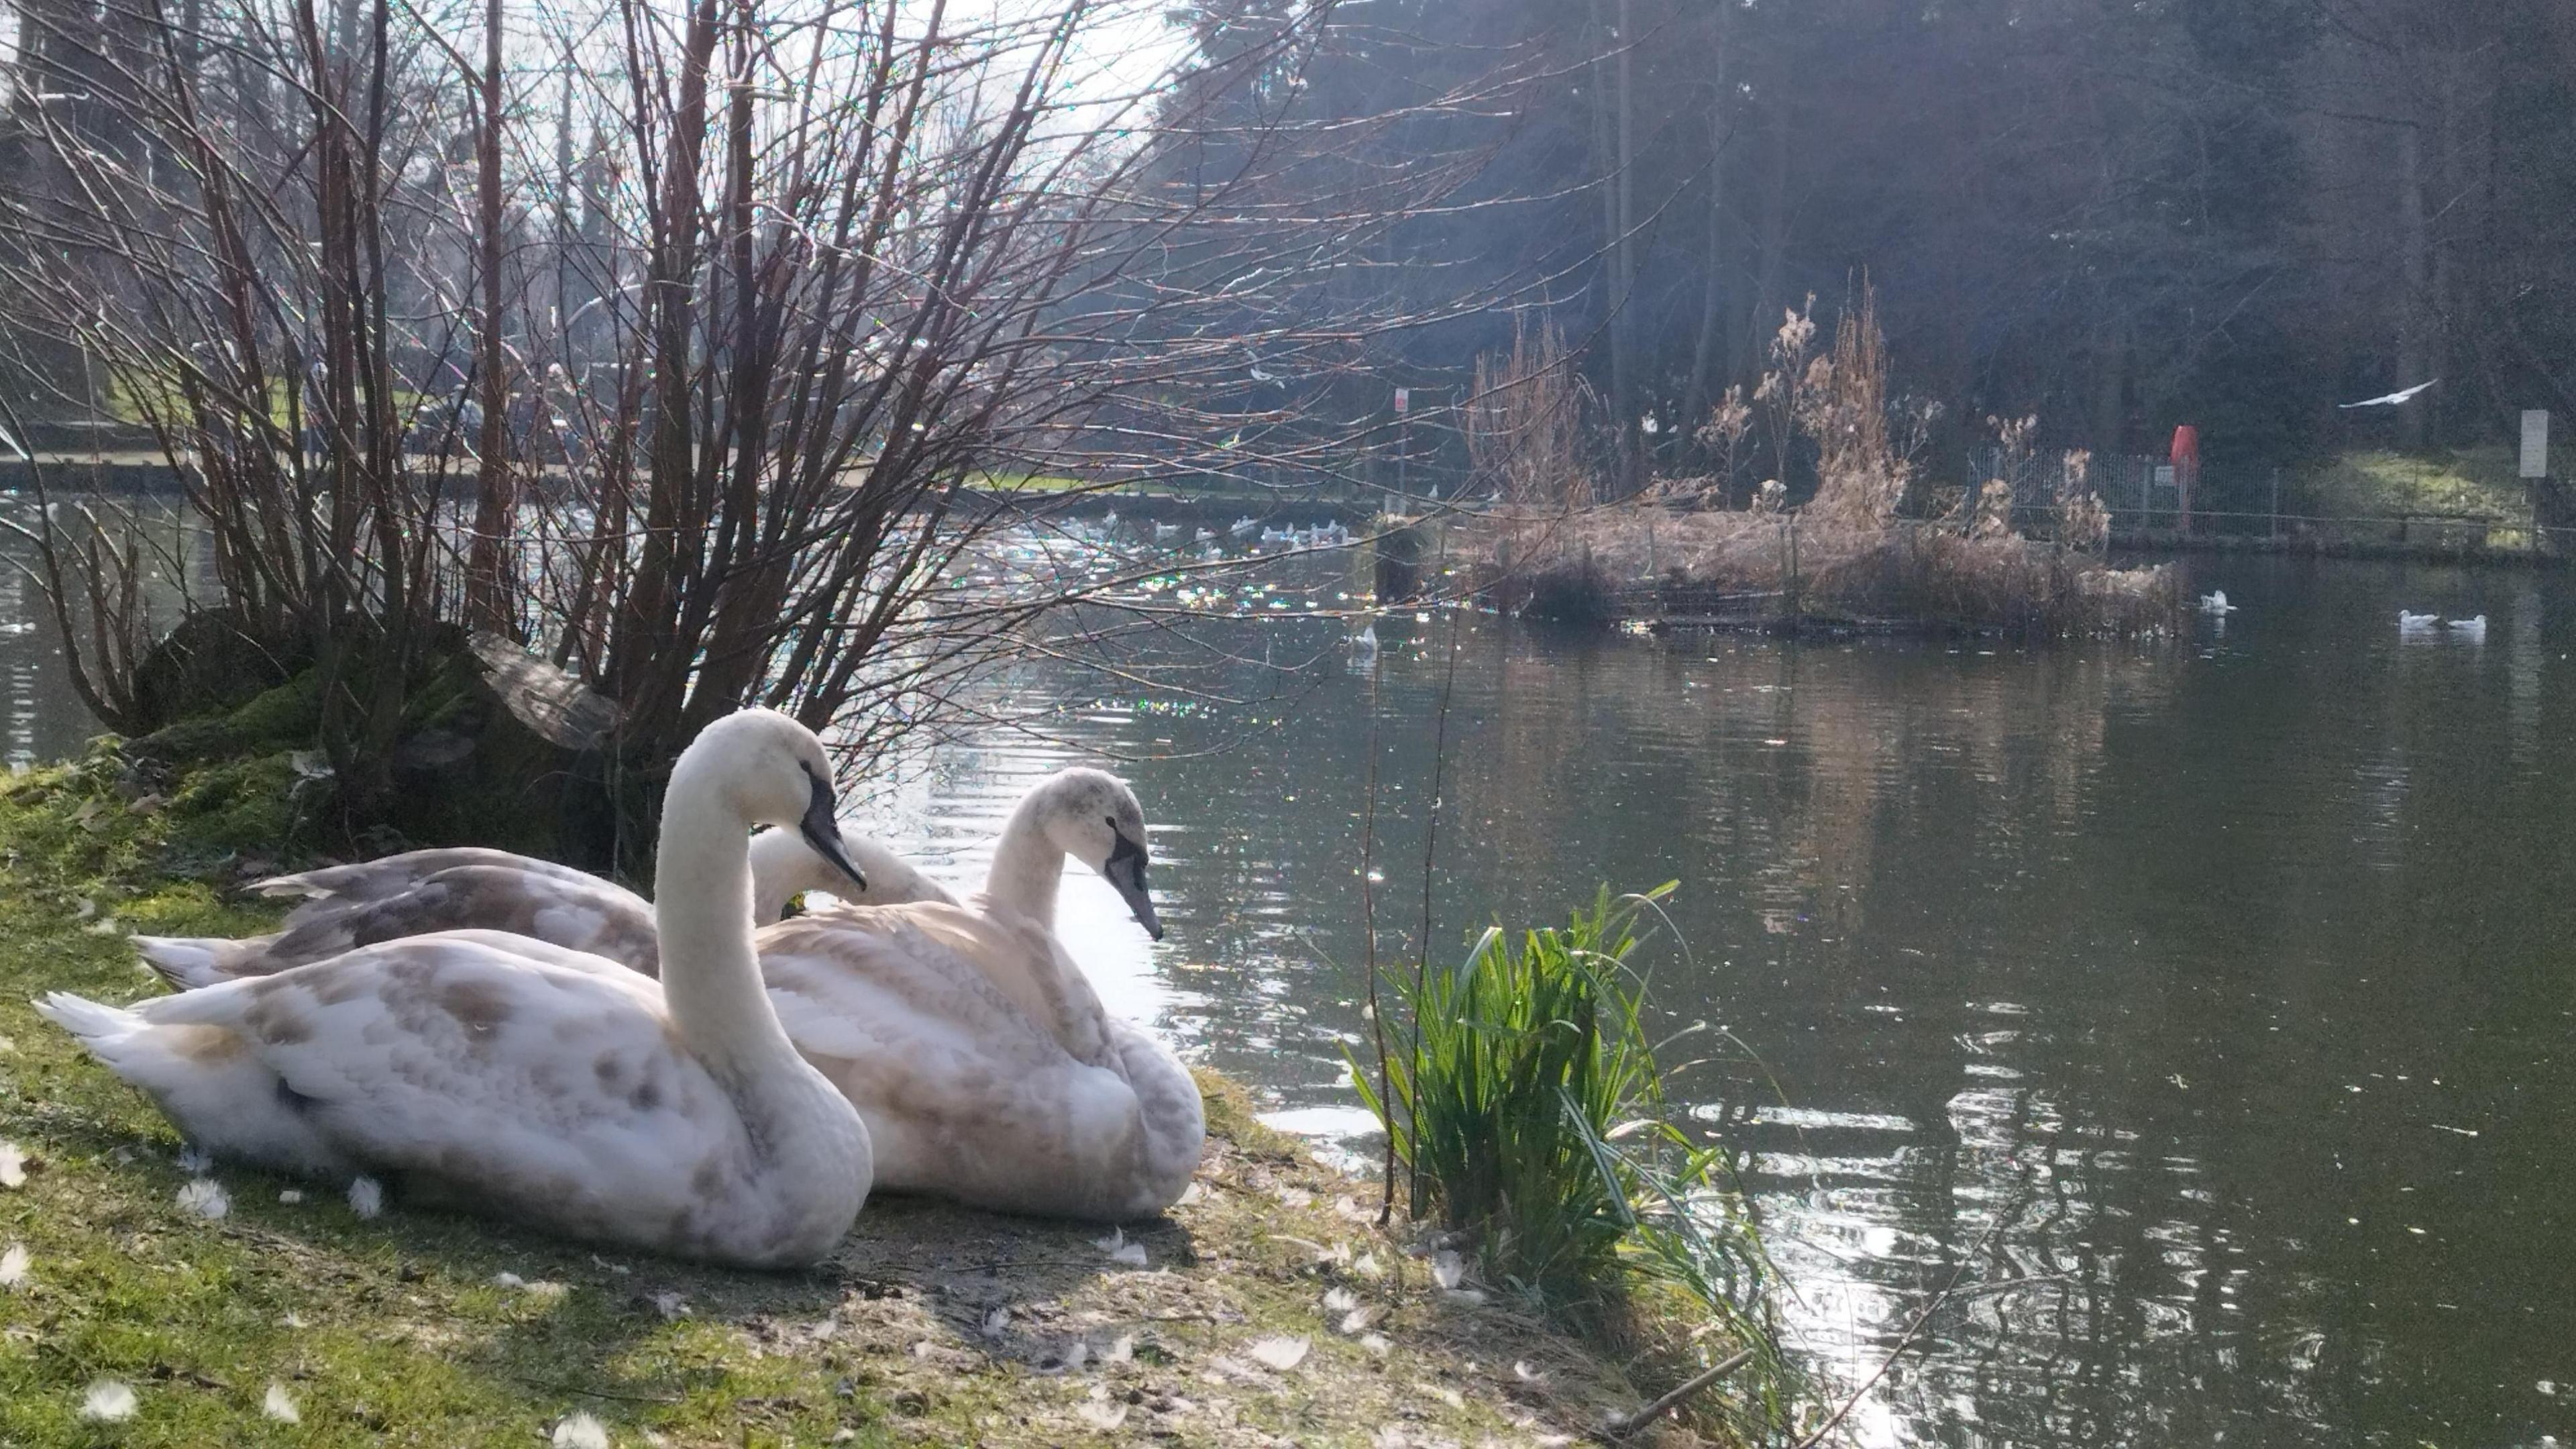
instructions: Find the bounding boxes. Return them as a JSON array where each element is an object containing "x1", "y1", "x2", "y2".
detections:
[
  {"x1": 36, "y1": 709, "x2": 875, "y2": 1267},
  {"x1": 763, "y1": 767, "x2": 1201, "y2": 1220},
  {"x1": 2200, "y1": 590, "x2": 2237, "y2": 614},
  {"x1": 2398, "y1": 609, "x2": 2439, "y2": 630},
  {"x1": 1229, "y1": 516, "x2": 1258, "y2": 536},
  {"x1": 2447, "y1": 613, "x2": 2487, "y2": 639},
  {"x1": 133, "y1": 832, "x2": 935, "y2": 989}
]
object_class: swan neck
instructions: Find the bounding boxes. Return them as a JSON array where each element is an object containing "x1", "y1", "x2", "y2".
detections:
[
  {"x1": 983, "y1": 793, "x2": 1065, "y2": 928},
  {"x1": 656, "y1": 773, "x2": 798, "y2": 1075}
]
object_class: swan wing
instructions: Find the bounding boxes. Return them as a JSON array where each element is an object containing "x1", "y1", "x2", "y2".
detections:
[
  {"x1": 208, "y1": 868, "x2": 661, "y2": 977},
  {"x1": 759, "y1": 917, "x2": 1149, "y2": 1218},
  {"x1": 114, "y1": 933, "x2": 766, "y2": 1248},
  {"x1": 260, "y1": 847, "x2": 603, "y2": 920}
]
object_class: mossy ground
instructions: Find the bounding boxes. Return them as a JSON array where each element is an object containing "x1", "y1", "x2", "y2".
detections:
[
  {"x1": 2298, "y1": 447, "x2": 2527, "y2": 525},
  {"x1": 0, "y1": 751, "x2": 1724, "y2": 1447}
]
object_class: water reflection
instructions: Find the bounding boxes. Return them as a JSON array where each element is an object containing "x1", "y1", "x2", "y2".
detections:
[{"x1": 3, "y1": 514, "x2": 2572, "y2": 1448}]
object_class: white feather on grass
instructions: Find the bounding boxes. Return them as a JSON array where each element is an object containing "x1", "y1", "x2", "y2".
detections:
[
  {"x1": 346, "y1": 1176, "x2": 384, "y2": 1219},
  {"x1": 278, "y1": 1189, "x2": 304, "y2": 1204},
  {"x1": 0, "y1": 1242, "x2": 29, "y2": 1289},
  {"x1": 1246, "y1": 1334, "x2": 1310, "y2": 1371},
  {"x1": 0, "y1": 1140, "x2": 25, "y2": 1189},
  {"x1": 551, "y1": 1411, "x2": 611, "y2": 1448},
  {"x1": 80, "y1": 1379, "x2": 138, "y2": 1421},
  {"x1": 176, "y1": 1178, "x2": 230, "y2": 1220},
  {"x1": 262, "y1": 1383, "x2": 301, "y2": 1424}
]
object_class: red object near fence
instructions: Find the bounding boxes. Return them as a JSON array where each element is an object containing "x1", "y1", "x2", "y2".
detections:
[{"x1": 2170, "y1": 425, "x2": 2200, "y2": 531}]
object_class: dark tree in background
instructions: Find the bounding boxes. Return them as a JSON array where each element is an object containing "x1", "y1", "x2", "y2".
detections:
[{"x1": 1153, "y1": 0, "x2": 2576, "y2": 493}]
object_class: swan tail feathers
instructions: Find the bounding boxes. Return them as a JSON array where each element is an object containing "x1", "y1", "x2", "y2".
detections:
[
  {"x1": 248, "y1": 869, "x2": 337, "y2": 900},
  {"x1": 32, "y1": 989, "x2": 139, "y2": 1045},
  {"x1": 132, "y1": 935, "x2": 254, "y2": 991},
  {"x1": 34, "y1": 990, "x2": 344, "y2": 1175}
]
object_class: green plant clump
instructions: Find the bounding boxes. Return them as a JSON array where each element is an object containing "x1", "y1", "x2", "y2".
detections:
[{"x1": 1353, "y1": 884, "x2": 1790, "y2": 1426}]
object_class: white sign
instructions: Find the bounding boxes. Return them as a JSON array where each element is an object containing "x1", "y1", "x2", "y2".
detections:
[
  {"x1": 2522, "y1": 409, "x2": 2549, "y2": 480},
  {"x1": 2153, "y1": 465, "x2": 2176, "y2": 489},
  {"x1": 1393, "y1": 387, "x2": 1409, "y2": 416}
]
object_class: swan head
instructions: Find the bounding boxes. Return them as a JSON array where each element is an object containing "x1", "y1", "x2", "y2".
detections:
[
  {"x1": 684, "y1": 709, "x2": 867, "y2": 893},
  {"x1": 1036, "y1": 767, "x2": 1162, "y2": 941}
]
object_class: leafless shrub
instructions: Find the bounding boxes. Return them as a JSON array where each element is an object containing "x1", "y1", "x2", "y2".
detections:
[
  {"x1": 2056, "y1": 449, "x2": 2110, "y2": 552},
  {"x1": 1971, "y1": 480, "x2": 2017, "y2": 539},
  {"x1": 1468, "y1": 316, "x2": 1594, "y2": 508},
  {"x1": 0, "y1": 0, "x2": 1486, "y2": 845}
]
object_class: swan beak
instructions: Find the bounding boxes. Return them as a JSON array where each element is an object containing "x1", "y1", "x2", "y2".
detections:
[
  {"x1": 1106, "y1": 831, "x2": 1163, "y2": 941},
  {"x1": 1122, "y1": 883, "x2": 1165, "y2": 942},
  {"x1": 799, "y1": 771, "x2": 867, "y2": 891}
]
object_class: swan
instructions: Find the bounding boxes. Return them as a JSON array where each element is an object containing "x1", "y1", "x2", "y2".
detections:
[
  {"x1": 1229, "y1": 517, "x2": 1257, "y2": 536},
  {"x1": 1349, "y1": 620, "x2": 1379, "y2": 660},
  {"x1": 132, "y1": 832, "x2": 938, "y2": 989},
  {"x1": 761, "y1": 767, "x2": 1201, "y2": 1220},
  {"x1": 36, "y1": 709, "x2": 875, "y2": 1267},
  {"x1": 2398, "y1": 610, "x2": 2439, "y2": 630},
  {"x1": 2199, "y1": 590, "x2": 2236, "y2": 614},
  {"x1": 2447, "y1": 613, "x2": 2487, "y2": 639}
]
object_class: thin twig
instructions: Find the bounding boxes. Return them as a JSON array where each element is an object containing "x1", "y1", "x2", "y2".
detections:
[
  {"x1": 1602, "y1": 1345, "x2": 1756, "y2": 1438},
  {"x1": 1407, "y1": 530, "x2": 1460, "y2": 1215},
  {"x1": 1358, "y1": 648, "x2": 1393, "y2": 1225},
  {"x1": 1789, "y1": 1204, "x2": 2015, "y2": 1449}
]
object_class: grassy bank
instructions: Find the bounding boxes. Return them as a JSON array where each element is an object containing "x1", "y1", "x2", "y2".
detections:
[
  {"x1": 2296, "y1": 447, "x2": 2526, "y2": 524},
  {"x1": 0, "y1": 747, "x2": 1737, "y2": 1446}
]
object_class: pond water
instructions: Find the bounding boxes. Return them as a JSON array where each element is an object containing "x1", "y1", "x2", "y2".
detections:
[{"x1": 4, "y1": 504, "x2": 2571, "y2": 1448}]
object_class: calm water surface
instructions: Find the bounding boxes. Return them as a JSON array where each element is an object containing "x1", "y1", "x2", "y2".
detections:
[{"x1": 5, "y1": 506, "x2": 2571, "y2": 1448}]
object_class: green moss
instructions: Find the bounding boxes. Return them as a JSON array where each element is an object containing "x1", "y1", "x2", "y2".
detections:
[
  {"x1": 134, "y1": 672, "x2": 321, "y2": 765},
  {"x1": 166, "y1": 753, "x2": 317, "y2": 856},
  {"x1": 1191, "y1": 1065, "x2": 1303, "y2": 1161},
  {"x1": 0, "y1": 757, "x2": 1741, "y2": 1447},
  {"x1": 2301, "y1": 447, "x2": 2526, "y2": 523}
]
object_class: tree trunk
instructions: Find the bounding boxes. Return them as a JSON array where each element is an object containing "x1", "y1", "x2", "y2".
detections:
[
  {"x1": 464, "y1": 0, "x2": 515, "y2": 633},
  {"x1": 2395, "y1": 119, "x2": 2430, "y2": 449},
  {"x1": 1683, "y1": 9, "x2": 1731, "y2": 446}
]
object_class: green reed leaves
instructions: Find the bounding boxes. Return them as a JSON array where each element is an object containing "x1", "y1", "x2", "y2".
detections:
[{"x1": 1349, "y1": 884, "x2": 1786, "y2": 1402}]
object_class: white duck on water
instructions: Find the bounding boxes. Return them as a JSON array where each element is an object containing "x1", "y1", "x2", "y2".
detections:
[
  {"x1": 39, "y1": 710, "x2": 876, "y2": 1267},
  {"x1": 2199, "y1": 590, "x2": 2237, "y2": 615}
]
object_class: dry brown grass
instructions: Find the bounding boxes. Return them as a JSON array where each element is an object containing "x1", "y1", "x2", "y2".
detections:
[
  {"x1": 1468, "y1": 317, "x2": 1596, "y2": 508},
  {"x1": 1462, "y1": 506, "x2": 2176, "y2": 637}
]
